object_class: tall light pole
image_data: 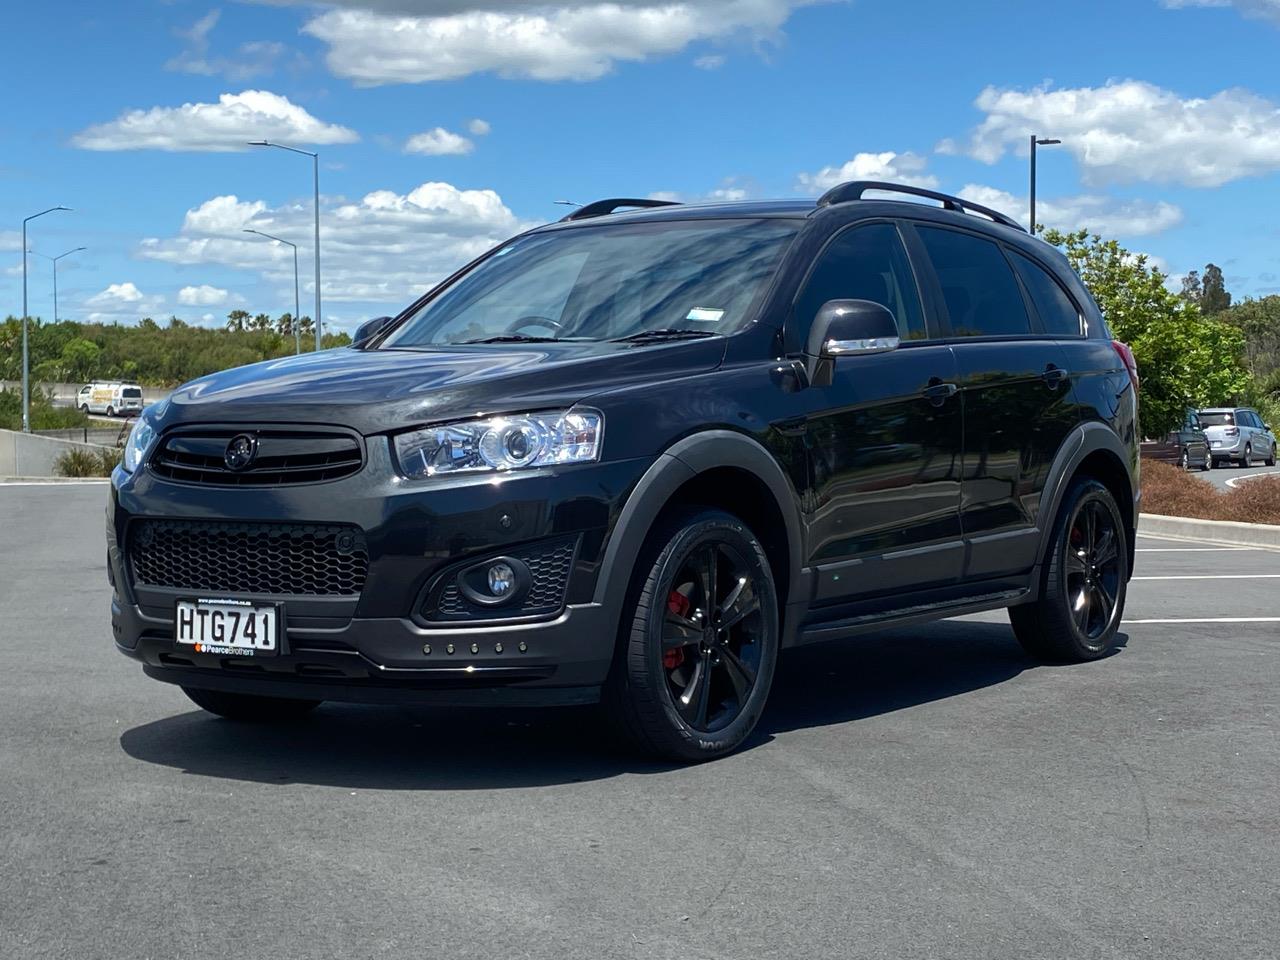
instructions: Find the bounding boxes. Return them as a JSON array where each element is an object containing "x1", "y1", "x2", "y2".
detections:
[
  {"x1": 244, "y1": 229, "x2": 301, "y2": 355},
  {"x1": 21, "y1": 205, "x2": 72, "y2": 433},
  {"x1": 248, "y1": 140, "x2": 321, "y2": 351},
  {"x1": 1029, "y1": 136, "x2": 1061, "y2": 235},
  {"x1": 27, "y1": 246, "x2": 87, "y2": 324}
]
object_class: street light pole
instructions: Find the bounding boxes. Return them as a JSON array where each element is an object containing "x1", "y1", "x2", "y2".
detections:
[
  {"x1": 248, "y1": 141, "x2": 321, "y2": 351},
  {"x1": 28, "y1": 246, "x2": 87, "y2": 324},
  {"x1": 244, "y1": 229, "x2": 301, "y2": 355},
  {"x1": 1029, "y1": 135, "x2": 1061, "y2": 235},
  {"x1": 20, "y1": 206, "x2": 71, "y2": 433}
]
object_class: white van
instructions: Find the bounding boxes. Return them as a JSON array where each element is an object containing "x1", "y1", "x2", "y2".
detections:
[{"x1": 76, "y1": 381, "x2": 145, "y2": 417}]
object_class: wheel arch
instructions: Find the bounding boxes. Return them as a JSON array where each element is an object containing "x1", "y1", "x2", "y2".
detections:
[
  {"x1": 593, "y1": 431, "x2": 808, "y2": 644},
  {"x1": 1035, "y1": 422, "x2": 1138, "y2": 583}
]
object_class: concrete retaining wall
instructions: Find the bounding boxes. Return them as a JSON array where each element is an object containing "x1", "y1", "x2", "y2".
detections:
[
  {"x1": 0, "y1": 429, "x2": 115, "y2": 478},
  {"x1": 1139, "y1": 513, "x2": 1280, "y2": 549}
]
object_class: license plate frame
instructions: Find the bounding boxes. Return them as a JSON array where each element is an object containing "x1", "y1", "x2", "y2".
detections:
[{"x1": 174, "y1": 598, "x2": 284, "y2": 657}]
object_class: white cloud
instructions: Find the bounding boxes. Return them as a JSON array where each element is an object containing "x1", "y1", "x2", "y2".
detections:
[
  {"x1": 956, "y1": 184, "x2": 1184, "y2": 237},
  {"x1": 83, "y1": 282, "x2": 165, "y2": 323},
  {"x1": 467, "y1": 118, "x2": 491, "y2": 136},
  {"x1": 72, "y1": 90, "x2": 358, "y2": 152},
  {"x1": 1162, "y1": 0, "x2": 1280, "y2": 24},
  {"x1": 0, "y1": 231, "x2": 20, "y2": 253},
  {"x1": 796, "y1": 151, "x2": 938, "y2": 194},
  {"x1": 302, "y1": 0, "x2": 813, "y2": 84},
  {"x1": 177, "y1": 284, "x2": 234, "y2": 306},
  {"x1": 952, "y1": 80, "x2": 1280, "y2": 188},
  {"x1": 165, "y1": 10, "x2": 289, "y2": 80},
  {"x1": 694, "y1": 53, "x2": 726, "y2": 69},
  {"x1": 404, "y1": 127, "x2": 474, "y2": 155},
  {"x1": 137, "y1": 181, "x2": 526, "y2": 307}
]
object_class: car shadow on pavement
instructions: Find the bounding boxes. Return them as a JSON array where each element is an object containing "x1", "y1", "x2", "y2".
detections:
[{"x1": 119, "y1": 619, "x2": 1126, "y2": 791}]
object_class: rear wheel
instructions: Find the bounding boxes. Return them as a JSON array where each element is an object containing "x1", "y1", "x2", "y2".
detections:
[
  {"x1": 1242, "y1": 443, "x2": 1254, "y2": 468},
  {"x1": 1009, "y1": 477, "x2": 1127, "y2": 662},
  {"x1": 605, "y1": 508, "x2": 779, "y2": 762},
  {"x1": 105, "y1": 405, "x2": 115, "y2": 418},
  {"x1": 182, "y1": 686, "x2": 321, "y2": 721}
]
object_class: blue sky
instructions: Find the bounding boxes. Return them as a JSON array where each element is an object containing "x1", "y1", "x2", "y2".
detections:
[{"x1": 4, "y1": 0, "x2": 1280, "y2": 332}]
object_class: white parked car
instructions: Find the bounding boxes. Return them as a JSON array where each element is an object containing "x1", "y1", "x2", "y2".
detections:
[
  {"x1": 76, "y1": 381, "x2": 145, "y2": 417},
  {"x1": 1200, "y1": 407, "x2": 1277, "y2": 467}
]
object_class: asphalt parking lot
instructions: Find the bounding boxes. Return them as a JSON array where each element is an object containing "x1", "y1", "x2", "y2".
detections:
[
  {"x1": 2, "y1": 484, "x2": 1277, "y2": 960},
  {"x1": 1204, "y1": 461, "x2": 1280, "y2": 492}
]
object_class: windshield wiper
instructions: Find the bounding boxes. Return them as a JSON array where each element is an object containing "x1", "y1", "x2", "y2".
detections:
[
  {"x1": 460, "y1": 334, "x2": 567, "y2": 344},
  {"x1": 613, "y1": 329, "x2": 717, "y2": 343}
]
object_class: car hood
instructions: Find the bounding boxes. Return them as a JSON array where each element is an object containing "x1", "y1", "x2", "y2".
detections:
[{"x1": 157, "y1": 339, "x2": 725, "y2": 435}]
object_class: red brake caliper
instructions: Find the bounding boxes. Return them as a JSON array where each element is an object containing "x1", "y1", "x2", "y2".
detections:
[{"x1": 663, "y1": 591, "x2": 690, "y2": 669}]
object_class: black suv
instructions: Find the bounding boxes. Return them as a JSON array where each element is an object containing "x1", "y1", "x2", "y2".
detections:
[{"x1": 109, "y1": 182, "x2": 1140, "y2": 760}]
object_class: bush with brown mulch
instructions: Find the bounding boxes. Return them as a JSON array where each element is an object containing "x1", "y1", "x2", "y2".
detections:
[{"x1": 1141, "y1": 458, "x2": 1280, "y2": 524}]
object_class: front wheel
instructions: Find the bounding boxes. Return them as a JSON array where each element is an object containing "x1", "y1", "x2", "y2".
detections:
[
  {"x1": 1267, "y1": 444, "x2": 1277, "y2": 467},
  {"x1": 183, "y1": 686, "x2": 321, "y2": 721},
  {"x1": 1201, "y1": 450, "x2": 1212, "y2": 471},
  {"x1": 1009, "y1": 478, "x2": 1128, "y2": 662},
  {"x1": 79, "y1": 403, "x2": 89, "y2": 414},
  {"x1": 1180, "y1": 447, "x2": 1191, "y2": 471},
  {"x1": 105, "y1": 405, "x2": 115, "y2": 418},
  {"x1": 605, "y1": 508, "x2": 779, "y2": 762}
]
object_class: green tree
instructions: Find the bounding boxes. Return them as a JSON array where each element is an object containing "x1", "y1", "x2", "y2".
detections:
[
  {"x1": 276, "y1": 313, "x2": 295, "y2": 337},
  {"x1": 1179, "y1": 269, "x2": 1201, "y2": 305},
  {"x1": 1201, "y1": 263, "x2": 1231, "y2": 316},
  {"x1": 1042, "y1": 229, "x2": 1251, "y2": 436},
  {"x1": 60, "y1": 338, "x2": 101, "y2": 381},
  {"x1": 250, "y1": 312, "x2": 272, "y2": 332},
  {"x1": 226, "y1": 309, "x2": 250, "y2": 332}
]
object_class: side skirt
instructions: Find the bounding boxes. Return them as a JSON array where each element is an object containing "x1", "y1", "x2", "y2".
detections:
[{"x1": 795, "y1": 586, "x2": 1031, "y2": 646}]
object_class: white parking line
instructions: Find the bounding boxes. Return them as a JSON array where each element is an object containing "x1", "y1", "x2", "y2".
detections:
[
  {"x1": 1225, "y1": 469, "x2": 1280, "y2": 489},
  {"x1": 1125, "y1": 617, "x2": 1280, "y2": 624},
  {"x1": 1136, "y1": 547, "x2": 1254, "y2": 552},
  {"x1": 1132, "y1": 574, "x2": 1280, "y2": 580}
]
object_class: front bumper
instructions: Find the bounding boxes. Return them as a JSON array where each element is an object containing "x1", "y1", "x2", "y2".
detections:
[{"x1": 109, "y1": 438, "x2": 651, "y2": 705}]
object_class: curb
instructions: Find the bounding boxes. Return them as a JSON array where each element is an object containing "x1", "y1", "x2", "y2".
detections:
[
  {"x1": 1139, "y1": 513, "x2": 1280, "y2": 550},
  {"x1": 1, "y1": 477, "x2": 111, "y2": 484}
]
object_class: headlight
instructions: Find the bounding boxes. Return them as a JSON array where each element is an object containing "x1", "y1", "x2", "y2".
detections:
[
  {"x1": 121, "y1": 415, "x2": 158, "y2": 473},
  {"x1": 393, "y1": 408, "x2": 603, "y2": 479}
]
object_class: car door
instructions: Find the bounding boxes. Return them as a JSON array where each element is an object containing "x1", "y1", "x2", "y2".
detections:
[
  {"x1": 789, "y1": 220, "x2": 964, "y2": 604},
  {"x1": 909, "y1": 223, "x2": 1079, "y2": 583}
]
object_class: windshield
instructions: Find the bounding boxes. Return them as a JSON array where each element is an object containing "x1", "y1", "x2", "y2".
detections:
[
  {"x1": 379, "y1": 218, "x2": 798, "y2": 347},
  {"x1": 1200, "y1": 412, "x2": 1235, "y2": 427}
]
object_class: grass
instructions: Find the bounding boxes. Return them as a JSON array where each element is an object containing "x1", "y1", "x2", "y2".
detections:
[
  {"x1": 54, "y1": 447, "x2": 122, "y2": 478},
  {"x1": 1141, "y1": 458, "x2": 1280, "y2": 525},
  {"x1": 0, "y1": 387, "x2": 89, "y2": 431}
]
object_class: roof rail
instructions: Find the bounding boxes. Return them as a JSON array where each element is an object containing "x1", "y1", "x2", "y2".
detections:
[
  {"x1": 560, "y1": 198, "x2": 680, "y2": 222},
  {"x1": 815, "y1": 180, "x2": 1025, "y2": 232}
]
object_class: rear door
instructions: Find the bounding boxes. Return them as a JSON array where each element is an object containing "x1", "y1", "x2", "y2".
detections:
[
  {"x1": 789, "y1": 221, "x2": 964, "y2": 603},
  {"x1": 909, "y1": 223, "x2": 1079, "y2": 583}
]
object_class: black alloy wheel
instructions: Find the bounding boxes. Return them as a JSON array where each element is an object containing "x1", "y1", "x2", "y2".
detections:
[
  {"x1": 606, "y1": 508, "x2": 779, "y2": 761},
  {"x1": 1010, "y1": 477, "x2": 1127, "y2": 662},
  {"x1": 1062, "y1": 497, "x2": 1124, "y2": 643}
]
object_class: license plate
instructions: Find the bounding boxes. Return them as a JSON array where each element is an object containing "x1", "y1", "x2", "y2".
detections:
[{"x1": 175, "y1": 599, "x2": 279, "y2": 656}]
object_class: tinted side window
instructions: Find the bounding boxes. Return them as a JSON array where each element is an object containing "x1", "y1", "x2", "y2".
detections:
[
  {"x1": 793, "y1": 223, "x2": 926, "y2": 349},
  {"x1": 1242, "y1": 411, "x2": 1260, "y2": 428},
  {"x1": 917, "y1": 226, "x2": 1031, "y2": 337},
  {"x1": 1012, "y1": 251, "x2": 1082, "y2": 336}
]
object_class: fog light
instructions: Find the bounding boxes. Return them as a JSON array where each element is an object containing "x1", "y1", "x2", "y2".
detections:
[{"x1": 487, "y1": 561, "x2": 516, "y2": 597}]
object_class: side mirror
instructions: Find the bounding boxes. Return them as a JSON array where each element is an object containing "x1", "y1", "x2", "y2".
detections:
[
  {"x1": 804, "y1": 299, "x2": 899, "y2": 387},
  {"x1": 353, "y1": 315, "x2": 393, "y2": 346}
]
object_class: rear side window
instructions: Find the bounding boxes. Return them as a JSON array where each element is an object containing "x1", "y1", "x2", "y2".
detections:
[
  {"x1": 792, "y1": 222, "x2": 926, "y2": 350},
  {"x1": 1011, "y1": 252, "x2": 1082, "y2": 336},
  {"x1": 917, "y1": 226, "x2": 1031, "y2": 337}
]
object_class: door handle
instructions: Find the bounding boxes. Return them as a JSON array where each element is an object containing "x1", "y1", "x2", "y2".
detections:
[
  {"x1": 922, "y1": 381, "x2": 958, "y2": 406},
  {"x1": 1042, "y1": 365, "x2": 1069, "y2": 389}
]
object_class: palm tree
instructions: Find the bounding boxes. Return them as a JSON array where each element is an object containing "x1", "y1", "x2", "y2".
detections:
[{"x1": 226, "y1": 309, "x2": 250, "y2": 333}]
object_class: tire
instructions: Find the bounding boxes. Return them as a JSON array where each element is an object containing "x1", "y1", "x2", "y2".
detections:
[
  {"x1": 1180, "y1": 448, "x2": 1190, "y2": 471},
  {"x1": 182, "y1": 686, "x2": 321, "y2": 721},
  {"x1": 1200, "y1": 450, "x2": 1212, "y2": 472},
  {"x1": 79, "y1": 403, "x2": 89, "y2": 414},
  {"x1": 105, "y1": 405, "x2": 115, "y2": 418},
  {"x1": 1009, "y1": 477, "x2": 1128, "y2": 663},
  {"x1": 1242, "y1": 444, "x2": 1253, "y2": 468},
  {"x1": 604, "y1": 507, "x2": 779, "y2": 762},
  {"x1": 1267, "y1": 444, "x2": 1277, "y2": 468}
]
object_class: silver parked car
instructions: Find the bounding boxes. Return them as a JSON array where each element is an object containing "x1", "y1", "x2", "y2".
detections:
[{"x1": 1200, "y1": 407, "x2": 1277, "y2": 467}]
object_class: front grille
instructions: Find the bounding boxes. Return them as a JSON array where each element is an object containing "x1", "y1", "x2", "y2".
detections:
[
  {"x1": 149, "y1": 429, "x2": 363, "y2": 486},
  {"x1": 428, "y1": 537, "x2": 577, "y2": 622},
  {"x1": 129, "y1": 519, "x2": 369, "y2": 596}
]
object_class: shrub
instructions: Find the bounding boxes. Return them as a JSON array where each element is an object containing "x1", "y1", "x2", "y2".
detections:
[
  {"x1": 54, "y1": 446, "x2": 121, "y2": 478},
  {"x1": 0, "y1": 387, "x2": 89, "y2": 431},
  {"x1": 1141, "y1": 458, "x2": 1280, "y2": 524}
]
